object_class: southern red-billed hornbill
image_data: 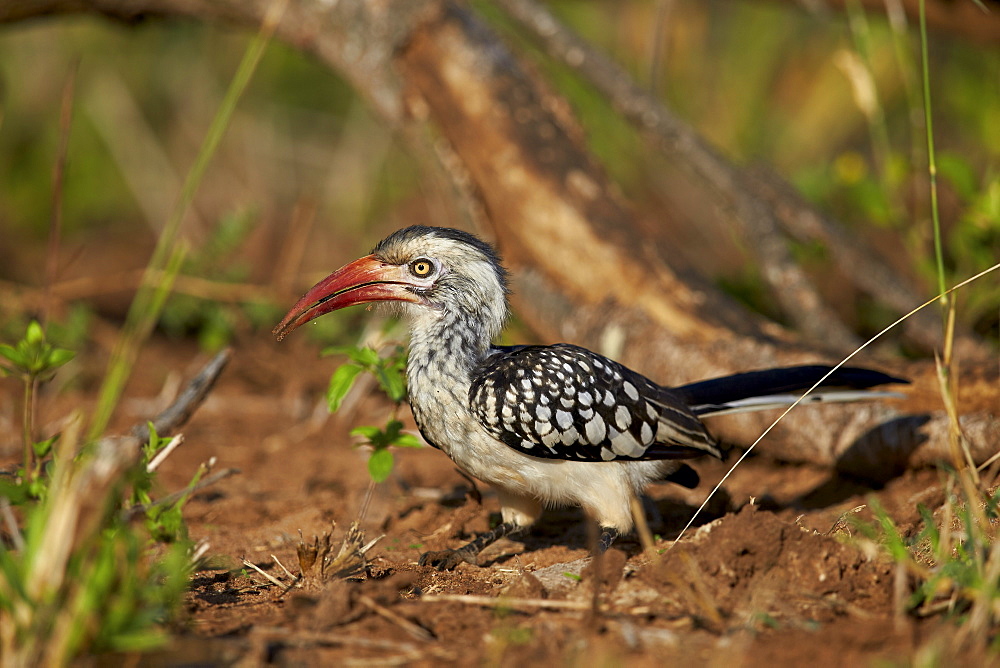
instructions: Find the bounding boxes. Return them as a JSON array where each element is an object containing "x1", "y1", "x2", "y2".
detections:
[{"x1": 274, "y1": 226, "x2": 906, "y2": 569}]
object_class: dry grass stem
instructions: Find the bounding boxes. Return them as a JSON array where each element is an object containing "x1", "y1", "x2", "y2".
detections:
[
  {"x1": 191, "y1": 539, "x2": 211, "y2": 564},
  {"x1": 976, "y1": 449, "x2": 1000, "y2": 473},
  {"x1": 42, "y1": 61, "x2": 77, "y2": 324},
  {"x1": 826, "y1": 505, "x2": 867, "y2": 536},
  {"x1": 241, "y1": 558, "x2": 285, "y2": 588},
  {"x1": 629, "y1": 495, "x2": 656, "y2": 557},
  {"x1": 357, "y1": 594, "x2": 434, "y2": 642},
  {"x1": 122, "y1": 467, "x2": 240, "y2": 521},
  {"x1": 271, "y1": 554, "x2": 296, "y2": 580},
  {"x1": 132, "y1": 348, "x2": 232, "y2": 444},
  {"x1": 146, "y1": 434, "x2": 184, "y2": 472},
  {"x1": 273, "y1": 197, "x2": 318, "y2": 295}
]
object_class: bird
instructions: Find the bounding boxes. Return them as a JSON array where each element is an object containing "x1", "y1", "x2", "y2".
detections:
[{"x1": 274, "y1": 225, "x2": 907, "y2": 570}]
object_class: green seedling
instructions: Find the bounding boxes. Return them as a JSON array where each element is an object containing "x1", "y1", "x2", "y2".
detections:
[
  {"x1": 324, "y1": 344, "x2": 421, "y2": 482},
  {"x1": 0, "y1": 320, "x2": 75, "y2": 485},
  {"x1": 324, "y1": 343, "x2": 408, "y2": 408},
  {"x1": 130, "y1": 424, "x2": 205, "y2": 543},
  {"x1": 850, "y1": 481, "x2": 1000, "y2": 637},
  {"x1": 350, "y1": 421, "x2": 423, "y2": 483},
  {"x1": 1, "y1": 5, "x2": 285, "y2": 663}
]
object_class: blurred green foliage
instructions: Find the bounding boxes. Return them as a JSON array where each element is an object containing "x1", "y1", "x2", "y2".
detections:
[
  {"x1": 487, "y1": 0, "x2": 999, "y2": 339},
  {"x1": 0, "y1": 320, "x2": 76, "y2": 486},
  {"x1": 0, "y1": 320, "x2": 75, "y2": 382},
  {"x1": 0, "y1": 2, "x2": 996, "y2": 341},
  {"x1": 0, "y1": 340, "x2": 200, "y2": 663},
  {"x1": 851, "y1": 478, "x2": 1000, "y2": 634},
  {"x1": 160, "y1": 209, "x2": 257, "y2": 350}
]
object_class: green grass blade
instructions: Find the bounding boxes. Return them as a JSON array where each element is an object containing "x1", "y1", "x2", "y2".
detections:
[
  {"x1": 87, "y1": 3, "x2": 287, "y2": 439},
  {"x1": 917, "y1": 0, "x2": 947, "y2": 305}
]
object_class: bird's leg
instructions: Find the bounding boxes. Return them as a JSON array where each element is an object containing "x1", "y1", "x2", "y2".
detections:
[
  {"x1": 419, "y1": 521, "x2": 524, "y2": 570},
  {"x1": 598, "y1": 527, "x2": 619, "y2": 553}
]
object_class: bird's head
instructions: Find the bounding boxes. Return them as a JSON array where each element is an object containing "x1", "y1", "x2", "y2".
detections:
[{"x1": 274, "y1": 226, "x2": 509, "y2": 341}]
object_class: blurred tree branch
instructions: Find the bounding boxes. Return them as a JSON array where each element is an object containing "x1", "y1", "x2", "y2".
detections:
[
  {"x1": 0, "y1": 0, "x2": 995, "y2": 472},
  {"x1": 495, "y1": 0, "x2": 989, "y2": 360},
  {"x1": 775, "y1": 0, "x2": 1000, "y2": 46}
]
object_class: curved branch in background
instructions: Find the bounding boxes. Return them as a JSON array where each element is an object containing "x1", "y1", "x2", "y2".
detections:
[
  {"x1": 0, "y1": 0, "x2": 434, "y2": 124},
  {"x1": 744, "y1": 167, "x2": 990, "y2": 359},
  {"x1": 494, "y1": 0, "x2": 861, "y2": 353},
  {"x1": 0, "y1": 0, "x2": 995, "y2": 473},
  {"x1": 131, "y1": 347, "x2": 232, "y2": 443},
  {"x1": 494, "y1": 0, "x2": 986, "y2": 358}
]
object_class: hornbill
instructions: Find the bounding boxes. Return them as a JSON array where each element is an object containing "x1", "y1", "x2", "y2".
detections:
[{"x1": 274, "y1": 226, "x2": 906, "y2": 570}]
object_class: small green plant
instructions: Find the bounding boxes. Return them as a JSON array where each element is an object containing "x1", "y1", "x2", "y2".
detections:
[
  {"x1": 324, "y1": 344, "x2": 422, "y2": 482},
  {"x1": 0, "y1": 320, "x2": 75, "y2": 490},
  {"x1": 131, "y1": 424, "x2": 206, "y2": 543},
  {"x1": 0, "y1": 422, "x2": 195, "y2": 664},
  {"x1": 1, "y1": 6, "x2": 284, "y2": 663},
  {"x1": 851, "y1": 470, "x2": 1000, "y2": 647}
]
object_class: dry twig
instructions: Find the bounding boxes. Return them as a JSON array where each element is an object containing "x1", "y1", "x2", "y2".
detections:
[
  {"x1": 121, "y1": 467, "x2": 240, "y2": 522},
  {"x1": 358, "y1": 594, "x2": 434, "y2": 642},
  {"x1": 132, "y1": 348, "x2": 233, "y2": 443},
  {"x1": 241, "y1": 558, "x2": 286, "y2": 588}
]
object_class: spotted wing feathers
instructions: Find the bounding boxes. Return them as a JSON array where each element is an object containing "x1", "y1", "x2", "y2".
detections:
[{"x1": 469, "y1": 344, "x2": 721, "y2": 462}]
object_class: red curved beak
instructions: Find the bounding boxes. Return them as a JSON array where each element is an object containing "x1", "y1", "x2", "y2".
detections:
[{"x1": 273, "y1": 255, "x2": 421, "y2": 341}]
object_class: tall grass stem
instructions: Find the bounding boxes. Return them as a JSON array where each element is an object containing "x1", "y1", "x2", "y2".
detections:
[
  {"x1": 918, "y1": 0, "x2": 947, "y2": 305},
  {"x1": 87, "y1": 1, "x2": 288, "y2": 440}
]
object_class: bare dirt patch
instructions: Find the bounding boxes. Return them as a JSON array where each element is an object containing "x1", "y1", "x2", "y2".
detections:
[{"x1": 0, "y1": 335, "x2": 982, "y2": 665}]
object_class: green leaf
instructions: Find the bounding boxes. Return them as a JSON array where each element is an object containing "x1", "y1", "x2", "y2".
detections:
[
  {"x1": 375, "y1": 365, "x2": 407, "y2": 403},
  {"x1": 351, "y1": 421, "x2": 421, "y2": 449},
  {"x1": 32, "y1": 435, "x2": 57, "y2": 458},
  {"x1": 390, "y1": 432, "x2": 423, "y2": 448},
  {"x1": 25, "y1": 320, "x2": 44, "y2": 345},
  {"x1": 367, "y1": 448, "x2": 394, "y2": 482},
  {"x1": 107, "y1": 629, "x2": 171, "y2": 653},
  {"x1": 46, "y1": 348, "x2": 75, "y2": 368},
  {"x1": 0, "y1": 545, "x2": 29, "y2": 604},
  {"x1": 0, "y1": 343, "x2": 23, "y2": 367},
  {"x1": 324, "y1": 345, "x2": 380, "y2": 367},
  {"x1": 0, "y1": 477, "x2": 30, "y2": 505},
  {"x1": 146, "y1": 503, "x2": 188, "y2": 543},
  {"x1": 938, "y1": 152, "x2": 979, "y2": 200},
  {"x1": 383, "y1": 419, "x2": 403, "y2": 440},
  {"x1": 326, "y1": 363, "x2": 364, "y2": 413},
  {"x1": 27, "y1": 477, "x2": 47, "y2": 500},
  {"x1": 350, "y1": 425, "x2": 382, "y2": 442}
]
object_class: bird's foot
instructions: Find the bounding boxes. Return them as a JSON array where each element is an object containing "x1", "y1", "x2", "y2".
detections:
[
  {"x1": 418, "y1": 520, "x2": 524, "y2": 571},
  {"x1": 598, "y1": 527, "x2": 619, "y2": 553},
  {"x1": 418, "y1": 547, "x2": 478, "y2": 571}
]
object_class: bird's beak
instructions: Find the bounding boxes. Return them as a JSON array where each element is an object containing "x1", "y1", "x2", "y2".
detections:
[{"x1": 273, "y1": 255, "x2": 422, "y2": 341}]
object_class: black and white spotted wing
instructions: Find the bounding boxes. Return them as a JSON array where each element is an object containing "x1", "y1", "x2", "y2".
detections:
[{"x1": 469, "y1": 344, "x2": 722, "y2": 462}]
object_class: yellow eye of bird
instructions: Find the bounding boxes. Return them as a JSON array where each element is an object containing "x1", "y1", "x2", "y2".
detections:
[{"x1": 410, "y1": 259, "x2": 433, "y2": 277}]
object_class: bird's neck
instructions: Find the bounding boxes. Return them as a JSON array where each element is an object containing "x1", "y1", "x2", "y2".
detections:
[
  {"x1": 406, "y1": 307, "x2": 493, "y2": 386},
  {"x1": 404, "y1": 308, "x2": 496, "y2": 453}
]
